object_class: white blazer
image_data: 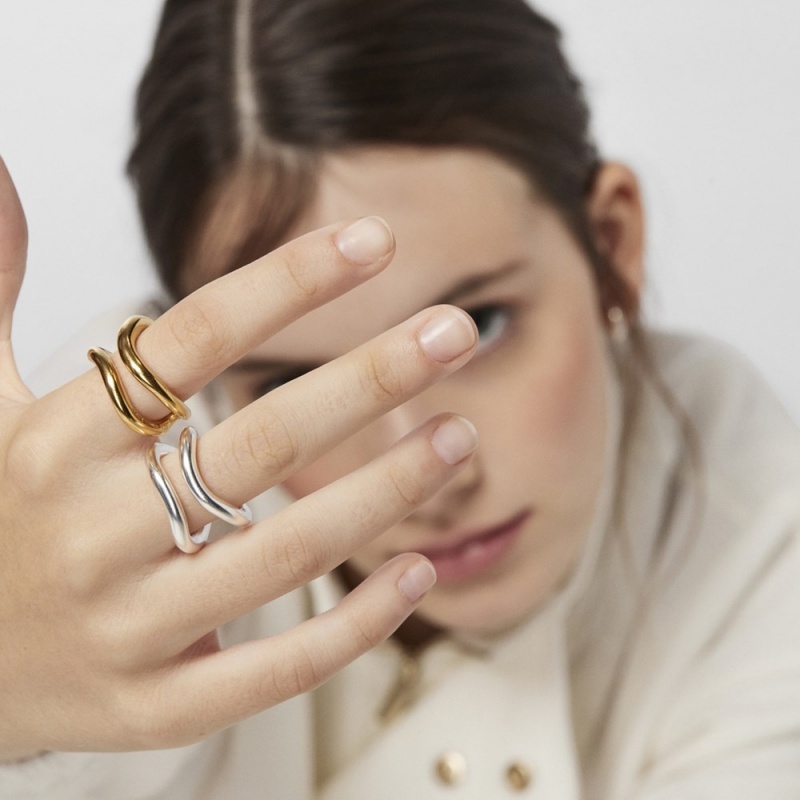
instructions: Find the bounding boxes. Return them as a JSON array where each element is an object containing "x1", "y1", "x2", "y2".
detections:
[{"x1": 3, "y1": 306, "x2": 800, "y2": 799}]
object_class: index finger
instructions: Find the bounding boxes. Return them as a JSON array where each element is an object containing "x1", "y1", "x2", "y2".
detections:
[{"x1": 69, "y1": 216, "x2": 396, "y2": 445}]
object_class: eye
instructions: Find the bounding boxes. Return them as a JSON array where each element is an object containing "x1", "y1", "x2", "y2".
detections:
[{"x1": 465, "y1": 304, "x2": 512, "y2": 354}]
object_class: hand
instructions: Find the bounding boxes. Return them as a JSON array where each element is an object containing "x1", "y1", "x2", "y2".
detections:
[{"x1": 0, "y1": 157, "x2": 478, "y2": 758}]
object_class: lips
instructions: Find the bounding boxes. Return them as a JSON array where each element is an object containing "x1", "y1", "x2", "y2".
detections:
[{"x1": 414, "y1": 509, "x2": 531, "y2": 585}]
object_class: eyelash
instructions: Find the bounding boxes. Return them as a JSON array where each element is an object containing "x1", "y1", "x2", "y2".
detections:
[
  {"x1": 252, "y1": 304, "x2": 514, "y2": 397},
  {"x1": 465, "y1": 303, "x2": 514, "y2": 355}
]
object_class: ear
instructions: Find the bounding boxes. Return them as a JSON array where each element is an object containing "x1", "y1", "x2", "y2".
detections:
[{"x1": 586, "y1": 162, "x2": 645, "y2": 307}]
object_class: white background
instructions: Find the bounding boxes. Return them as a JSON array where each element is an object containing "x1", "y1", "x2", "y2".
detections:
[{"x1": 2, "y1": 2, "x2": 799, "y2": 419}]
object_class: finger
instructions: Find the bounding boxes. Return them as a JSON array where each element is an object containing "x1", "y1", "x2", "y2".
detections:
[
  {"x1": 0, "y1": 156, "x2": 33, "y2": 402},
  {"x1": 155, "y1": 304, "x2": 477, "y2": 541},
  {"x1": 153, "y1": 553, "x2": 436, "y2": 747},
  {"x1": 111, "y1": 304, "x2": 475, "y2": 562},
  {"x1": 65, "y1": 216, "x2": 396, "y2": 445},
  {"x1": 147, "y1": 414, "x2": 476, "y2": 650},
  {"x1": 23, "y1": 304, "x2": 474, "y2": 581}
]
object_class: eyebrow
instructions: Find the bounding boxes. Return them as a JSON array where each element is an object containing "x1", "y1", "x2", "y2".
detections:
[
  {"x1": 229, "y1": 259, "x2": 525, "y2": 374},
  {"x1": 434, "y1": 259, "x2": 524, "y2": 306}
]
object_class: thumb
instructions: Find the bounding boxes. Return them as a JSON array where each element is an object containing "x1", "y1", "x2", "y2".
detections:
[{"x1": 0, "y1": 155, "x2": 33, "y2": 401}]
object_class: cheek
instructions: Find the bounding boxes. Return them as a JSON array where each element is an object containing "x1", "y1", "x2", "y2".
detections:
[
  {"x1": 544, "y1": 318, "x2": 606, "y2": 445},
  {"x1": 502, "y1": 303, "x2": 608, "y2": 497}
]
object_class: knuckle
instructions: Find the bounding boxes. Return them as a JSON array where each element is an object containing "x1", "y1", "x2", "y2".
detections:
[
  {"x1": 360, "y1": 350, "x2": 407, "y2": 405},
  {"x1": 277, "y1": 246, "x2": 320, "y2": 301},
  {"x1": 241, "y1": 406, "x2": 302, "y2": 478},
  {"x1": 349, "y1": 609, "x2": 385, "y2": 652},
  {"x1": 269, "y1": 644, "x2": 322, "y2": 700},
  {"x1": 263, "y1": 517, "x2": 332, "y2": 590},
  {"x1": 4, "y1": 417, "x2": 60, "y2": 500},
  {"x1": 166, "y1": 295, "x2": 233, "y2": 371},
  {"x1": 387, "y1": 463, "x2": 428, "y2": 510}
]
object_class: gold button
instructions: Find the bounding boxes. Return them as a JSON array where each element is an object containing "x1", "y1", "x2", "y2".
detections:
[
  {"x1": 434, "y1": 751, "x2": 467, "y2": 786},
  {"x1": 505, "y1": 761, "x2": 533, "y2": 792}
]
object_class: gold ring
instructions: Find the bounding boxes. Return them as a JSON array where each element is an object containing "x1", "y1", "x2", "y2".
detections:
[
  {"x1": 88, "y1": 316, "x2": 190, "y2": 436},
  {"x1": 117, "y1": 316, "x2": 189, "y2": 419}
]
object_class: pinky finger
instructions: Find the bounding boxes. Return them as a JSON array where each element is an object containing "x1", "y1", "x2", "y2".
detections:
[{"x1": 166, "y1": 553, "x2": 435, "y2": 742}]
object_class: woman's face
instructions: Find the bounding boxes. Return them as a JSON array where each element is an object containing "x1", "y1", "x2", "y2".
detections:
[{"x1": 220, "y1": 148, "x2": 636, "y2": 637}]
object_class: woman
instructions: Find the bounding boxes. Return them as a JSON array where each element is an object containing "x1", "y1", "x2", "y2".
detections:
[{"x1": 2, "y1": 0, "x2": 800, "y2": 797}]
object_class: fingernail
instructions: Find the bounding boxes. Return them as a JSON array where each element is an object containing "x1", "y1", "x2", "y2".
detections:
[
  {"x1": 430, "y1": 415, "x2": 478, "y2": 465},
  {"x1": 418, "y1": 308, "x2": 477, "y2": 362},
  {"x1": 398, "y1": 559, "x2": 437, "y2": 603},
  {"x1": 335, "y1": 216, "x2": 394, "y2": 265}
]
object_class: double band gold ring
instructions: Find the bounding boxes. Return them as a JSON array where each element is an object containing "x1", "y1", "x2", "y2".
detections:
[{"x1": 89, "y1": 315, "x2": 190, "y2": 436}]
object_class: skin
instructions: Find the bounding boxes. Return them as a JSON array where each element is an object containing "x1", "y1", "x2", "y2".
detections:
[
  {"x1": 220, "y1": 148, "x2": 645, "y2": 637},
  {"x1": 0, "y1": 157, "x2": 480, "y2": 758},
  {"x1": 0, "y1": 147, "x2": 641, "y2": 759}
]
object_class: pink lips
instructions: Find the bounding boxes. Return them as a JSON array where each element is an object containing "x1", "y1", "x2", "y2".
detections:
[{"x1": 416, "y1": 509, "x2": 531, "y2": 585}]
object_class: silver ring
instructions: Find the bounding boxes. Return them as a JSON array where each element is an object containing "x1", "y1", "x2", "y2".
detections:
[
  {"x1": 179, "y1": 426, "x2": 252, "y2": 527},
  {"x1": 146, "y1": 442, "x2": 211, "y2": 554}
]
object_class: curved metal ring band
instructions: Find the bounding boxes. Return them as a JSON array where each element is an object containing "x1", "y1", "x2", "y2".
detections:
[
  {"x1": 146, "y1": 442, "x2": 211, "y2": 554},
  {"x1": 117, "y1": 316, "x2": 190, "y2": 420},
  {"x1": 179, "y1": 426, "x2": 253, "y2": 527},
  {"x1": 88, "y1": 348, "x2": 180, "y2": 436}
]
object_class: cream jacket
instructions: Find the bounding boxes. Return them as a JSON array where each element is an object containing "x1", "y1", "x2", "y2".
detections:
[{"x1": 3, "y1": 305, "x2": 800, "y2": 799}]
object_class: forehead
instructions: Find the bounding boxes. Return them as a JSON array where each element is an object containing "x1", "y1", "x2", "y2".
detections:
[{"x1": 252, "y1": 147, "x2": 540, "y2": 358}]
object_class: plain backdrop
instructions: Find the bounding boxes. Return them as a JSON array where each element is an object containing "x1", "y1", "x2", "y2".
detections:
[{"x1": 2, "y1": 1, "x2": 799, "y2": 419}]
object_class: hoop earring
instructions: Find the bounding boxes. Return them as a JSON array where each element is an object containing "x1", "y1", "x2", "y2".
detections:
[{"x1": 607, "y1": 306, "x2": 629, "y2": 345}]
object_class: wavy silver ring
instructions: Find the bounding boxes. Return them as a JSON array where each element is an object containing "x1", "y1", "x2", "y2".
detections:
[
  {"x1": 147, "y1": 442, "x2": 211, "y2": 554},
  {"x1": 179, "y1": 426, "x2": 253, "y2": 527}
]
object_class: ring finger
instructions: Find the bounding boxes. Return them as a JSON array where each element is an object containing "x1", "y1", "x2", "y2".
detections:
[{"x1": 144, "y1": 412, "x2": 478, "y2": 654}]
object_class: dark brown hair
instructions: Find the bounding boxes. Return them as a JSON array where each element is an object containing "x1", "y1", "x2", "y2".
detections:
[
  {"x1": 129, "y1": 0, "x2": 702, "y2": 610},
  {"x1": 128, "y1": 0, "x2": 634, "y2": 315}
]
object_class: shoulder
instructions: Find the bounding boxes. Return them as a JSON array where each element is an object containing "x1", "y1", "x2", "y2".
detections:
[
  {"x1": 614, "y1": 329, "x2": 800, "y2": 655},
  {"x1": 646, "y1": 329, "x2": 800, "y2": 504},
  {"x1": 649, "y1": 330, "x2": 794, "y2": 431},
  {"x1": 600, "y1": 334, "x2": 800, "y2": 790}
]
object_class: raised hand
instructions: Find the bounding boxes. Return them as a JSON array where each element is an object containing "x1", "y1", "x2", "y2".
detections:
[{"x1": 0, "y1": 159, "x2": 478, "y2": 759}]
